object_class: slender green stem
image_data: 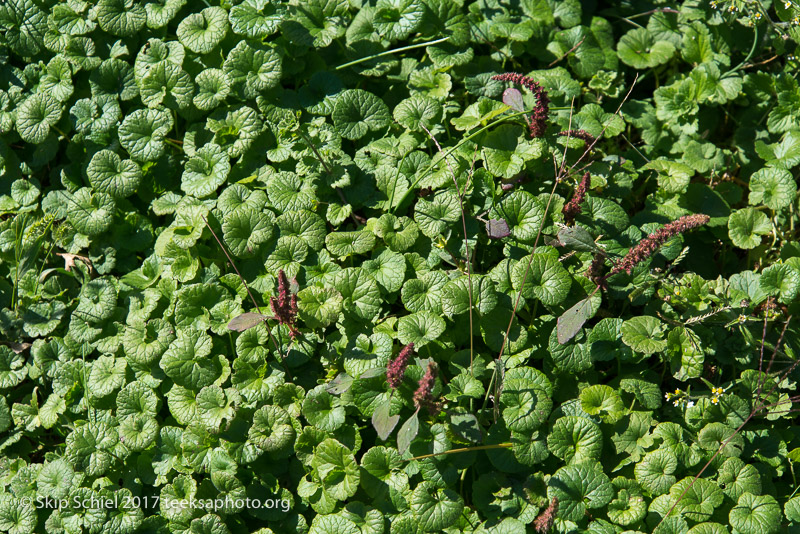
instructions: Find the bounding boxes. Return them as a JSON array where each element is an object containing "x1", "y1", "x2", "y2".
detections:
[
  {"x1": 726, "y1": 26, "x2": 759, "y2": 76},
  {"x1": 336, "y1": 37, "x2": 450, "y2": 70},
  {"x1": 409, "y1": 442, "x2": 512, "y2": 461},
  {"x1": 391, "y1": 108, "x2": 568, "y2": 214}
]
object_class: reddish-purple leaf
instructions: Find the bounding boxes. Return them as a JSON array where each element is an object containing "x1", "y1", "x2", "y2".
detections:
[
  {"x1": 397, "y1": 410, "x2": 419, "y2": 455},
  {"x1": 556, "y1": 296, "x2": 594, "y2": 344},
  {"x1": 372, "y1": 401, "x2": 400, "y2": 441},
  {"x1": 502, "y1": 88, "x2": 525, "y2": 112},
  {"x1": 227, "y1": 312, "x2": 267, "y2": 332},
  {"x1": 486, "y1": 219, "x2": 511, "y2": 239}
]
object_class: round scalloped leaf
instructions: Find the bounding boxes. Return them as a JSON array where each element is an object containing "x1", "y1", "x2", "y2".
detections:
[
  {"x1": 489, "y1": 191, "x2": 545, "y2": 243},
  {"x1": 16, "y1": 93, "x2": 62, "y2": 144},
  {"x1": 139, "y1": 61, "x2": 194, "y2": 110},
  {"x1": 75, "y1": 277, "x2": 118, "y2": 324},
  {"x1": 22, "y1": 301, "x2": 66, "y2": 337},
  {"x1": 276, "y1": 210, "x2": 326, "y2": 251},
  {"x1": 547, "y1": 461, "x2": 613, "y2": 522},
  {"x1": 134, "y1": 38, "x2": 185, "y2": 81},
  {"x1": 223, "y1": 41, "x2": 282, "y2": 99},
  {"x1": 410, "y1": 481, "x2": 464, "y2": 532},
  {"x1": 441, "y1": 275, "x2": 498, "y2": 318},
  {"x1": 222, "y1": 207, "x2": 274, "y2": 258},
  {"x1": 393, "y1": 94, "x2": 443, "y2": 131},
  {"x1": 547, "y1": 416, "x2": 603, "y2": 464},
  {"x1": 511, "y1": 254, "x2": 572, "y2": 307},
  {"x1": 749, "y1": 167, "x2": 797, "y2": 210},
  {"x1": 311, "y1": 439, "x2": 360, "y2": 501},
  {"x1": 159, "y1": 328, "x2": 219, "y2": 391},
  {"x1": 332, "y1": 89, "x2": 391, "y2": 140},
  {"x1": 308, "y1": 514, "x2": 360, "y2": 534},
  {"x1": 96, "y1": 0, "x2": 146, "y2": 37},
  {"x1": 401, "y1": 271, "x2": 448, "y2": 314},
  {"x1": 303, "y1": 387, "x2": 345, "y2": 432},
  {"x1": 67, "y1": 187, "x2": 116, "y2": 236},
  {"x1": 580, "y1": 385, "x2": 625, "y2": 419},
  {"x1": 414, "y1": 192, "x2": 460, "y2": 238},
  {"x1": 668, "y1": 477, "x2": 724, "y2": 522},
  {"x1": 607, "y1": 477, "x2": 646, "y2": 527},
  {"x1": 617, "y1": 28, "x2": 675, "y2": 69},
  {"x1": 397, "y1": 311, "x2": 446, "y2": 347},
  {"x1": 728, "y1": 207, "x2": 771, "y2": 250},
  {"x1": 362, "y1": 249, "x2": 406, "y2": 293},
  {"x1": 500, "y1": 379, "x2": 551, "y2": 433},
  {"x1": 249, "y1": 405, "x2": 295, "y2": 452},
  {"x1": 118, "y1": 108, "x2": 173, "y2": 162},
  {"x1": 123, "y1": 319, "x2": 175, "y2": 366},
  {"x1": 621, "y1": 316, "x2": 667, "y2": 354},
  {"x1": 177, "y1": 6, "x2": 228, "y2": 54},
  {"x1": 717, "y1": 457, "x2": 761, "y2": 501},
  {"x1": 373, "y1": 0, "x2": 424, "y2": 41},
  {"x1": 194, "y1": 69, "x2": 231, "y2": 110},
  {"x1": 118, "y1": 413, "x2": 158, "y2": 451},
  {"x1": 206, "y1": 105, "x2": 261, "y2": 158},
  {"x1": 181, "y1": 143, "x2": 230, "y2": 198},
  {"x1": 759, "y1": 263, "x2": 800, "y2": 304},
  {"x1": 634, "y1": 448, "x2": 678, "y2": 495},
  {"x1": 144, "y1": 0, "x2": 185, "y2": 28},
  {"x1": 297, "y1": 286, "x2": 343, "y2": 328},
  {"x1": 229, "y1": 0, "x2": 285, "y2": 39},
  {"x1": 329, "y1": 268, "x2": 382, "y2": 322},
  {"x1": 326, "y1": 231, "x2": 377, "y2": 257},
  {"x1": 87, "y1": 150, "x2": 142, "y2": 199},
  {"x1": 36, "y1": 459, "x2": 74, "y2": 500},
  {"x1": 698, "y1": 422, "x2": 744, "y2": 458},
  {"x1": 729, "y1": 493, "x2": 780, "y2": 534}
]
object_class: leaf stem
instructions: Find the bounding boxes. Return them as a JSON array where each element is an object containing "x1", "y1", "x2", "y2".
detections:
[
  {"x1": 408, "y1": 442, "x2": 512, "y2": 461},
  {"x1": 335, "y1": 37, "x2": 450, "y2": 70}
]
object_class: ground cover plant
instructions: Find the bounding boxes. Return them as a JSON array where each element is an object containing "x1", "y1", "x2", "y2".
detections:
[{"x1": 1, "y1": 0, "x2": 800, "y2": 532}]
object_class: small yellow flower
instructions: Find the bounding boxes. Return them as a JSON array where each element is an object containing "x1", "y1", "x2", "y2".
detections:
[
  {"x1": 675, "y1": 388, "x2": 681, "y2": 395},
  {"x1": 754, "y1": 12, "x2": 762, "y2": 19},
  {"x1": 712, "y1": 386, "x2": 724, "y2": 395},
  {"x1": 711, "y1": 397, "x2": 719, "y2": 405},
  {"x1": 786, "y1": 1, "x2": 793, "y2": 9}
]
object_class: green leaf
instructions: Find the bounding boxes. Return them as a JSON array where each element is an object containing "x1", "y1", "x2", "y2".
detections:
[
  {"x1": 511, "y1": 254, "x2": 572, "y2": 307},
  {"x1": 397, "y1": 311, "x2": 446, "y2": 347},
  {"x1": 759, "y1": 263, "x2": 800, "y2": 303},
  {"x1": 223, "y1": 41, "x2": 282, "y2": 99},
  {"x1": 621, "y1": 316, "x2": 667, "y2": 354},
  {"x1": 728, "y1": 208, "x2": 771, "y2": 250},
  {"x1": 362, "y1": 249, "x2": 406, "y2": 293},
  {"x1": 67, "y1": 188, "x2": 116, "y2": 236},
  {"x1": 332, "y1": 89, "x2": 391, "y2": 140},
  {"x1": 547, "y1": 461, "x2": 613, "y2": 522},
  {"x1": 177, "y1": 6, "x2": 228, "y2": 54},
  {"x1": 181, "y1": 143, "x2": 230, "y2": 198},
  {"x1": 297, "y1": 286, "x2": 343, "y2": 328},
  {"x1": 87, "y1": 150, "x2": 142, "y2": 199},
  {"x1": 96, "y1": 0, "x2": 146, "y2": 37},
  {"x1": 312, "y1": 439, "x2": 360, "y2": 501},
  {"x1": 118, "y1": 108, "x2": 173, "y2": 162},
  {"x1": 547, "y1": 416, "x2": 603, "y2": 464},
  {"x1": 372, "y1": 400, "x2": 399, "y2": 441},
  {"x1": 749, "y1": 167, "x2": 797, "y2": 210},
  {"x1": 410, "y1": 481, "x2": 464, "y2": 532},
  {"x1": 729, "y1": 493, "x2": 781, "y2": 534},
  {"x1": 330, "y1": 268, "x2": 382, "y2": 321},
  {"x1": 617, "y1": 28, "x2": 675, "y2": 69},
  {"x1": 16, "y1": 93, "x2": 62, "y2": 144}
]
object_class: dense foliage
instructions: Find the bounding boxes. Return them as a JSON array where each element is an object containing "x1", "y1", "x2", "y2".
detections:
[{"x1": 1, "y1": 0, "x2": 800, "y2": 533}]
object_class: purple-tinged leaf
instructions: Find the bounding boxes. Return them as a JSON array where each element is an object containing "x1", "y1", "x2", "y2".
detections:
[
  {"x1": 450, "y1": 413, "x2": 482, "y2": 443},
  {"x1": 486, "y1": 219, "x2": 511, "y2": 239},
  {"x1": 359, "y1": 367, "x2": 386, "y2": 379},
  {"x1": 557, "y1": 296, "x2": 595, "y2": 344},
  {"x1": 372, "y1": 401, "x2": 400, "y2": 441},
  {"x1": 502, "y1": 88, "x2": 525, "y2": 112},
  {"x1": 227, "y1": 312, "x2": 267, "y2": 332},
  {"x1": 557, "y1": 226, "x2": 599, "y2": 253},
  {"x1": 327, "y1": 373, "x2": 354, "y2": 395},
  {"x1": 397, "y1": 410, "x2": 419, "y2": 455}
]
